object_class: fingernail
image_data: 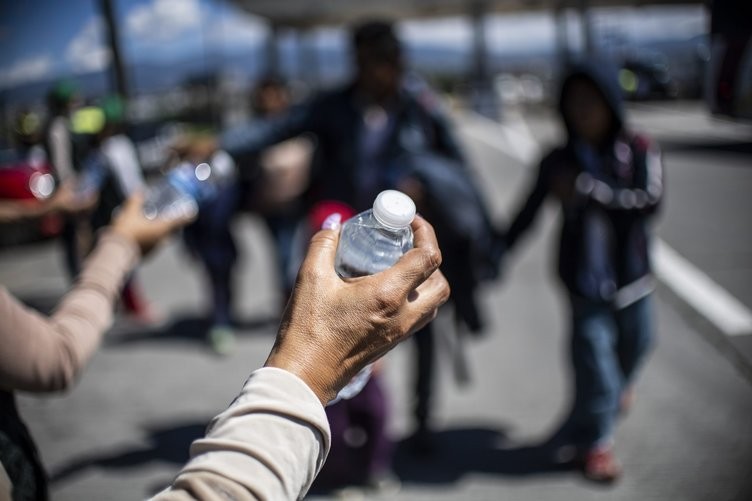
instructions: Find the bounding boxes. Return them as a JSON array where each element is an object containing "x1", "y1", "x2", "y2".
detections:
[{"x1": 321, "y1": 213, "x2": 342, "y2": 230}]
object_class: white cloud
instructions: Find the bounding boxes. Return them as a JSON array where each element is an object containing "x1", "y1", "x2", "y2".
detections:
[
  {"x1": 486, "y1": 14, "x2": 557, "y2": 53},
  {"x1": 0, "y1": 55, "x2": 54, "y2": 88},
  {"x1": 206, "y1": 12, "x2": 268, "y2": 50},
  {"x1": 398, "y1": 14, "x2": 556, "y2": 53},
  {"x1": 126, "y1": 0, "x2": 202, "y2": 43},
  {"x1": 66, "y1": 17, "x2": 112, "y2": 73},
  {"x1": 399, "y1": 18, "x2": 472, "y2": 47}
]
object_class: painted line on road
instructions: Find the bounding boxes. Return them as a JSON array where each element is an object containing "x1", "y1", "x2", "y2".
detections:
[
  {"x1": 652, "y1": 241, "x2": 752, "y2": 336},
  {"x1": 458, "y1": 109, "x2": 752, "y2": 337}
]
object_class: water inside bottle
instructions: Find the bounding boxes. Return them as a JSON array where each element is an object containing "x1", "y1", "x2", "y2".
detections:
[{"x1": 335, "y1": 217, "x2": 413, "y2": 279}]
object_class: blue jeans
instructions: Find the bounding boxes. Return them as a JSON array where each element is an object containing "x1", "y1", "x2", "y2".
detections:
[
  {"x1": 564, "y1": 294, "x2": 653, "y2": 448},
  {"x1": 183, "y1": 183, "x2": 240, "y2": 327}
]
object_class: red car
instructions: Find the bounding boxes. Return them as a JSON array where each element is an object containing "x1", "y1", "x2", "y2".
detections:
[{"x1": 0, "y1": 148, "x2": 62, "y2": 246}]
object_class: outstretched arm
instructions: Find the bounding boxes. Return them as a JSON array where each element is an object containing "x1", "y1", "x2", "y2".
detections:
[
  {"x1": 155, "y1": 217, "x2": 450, "y2": 501},
  {"x1": 0, "y1": 195, "x2": 190, "y2": 393},
  {"x1": 220, "y1": 103, "x2": 316, "y2": 162},
  {"x1": 0, "y1": 182, "x2": 95, "y2": 224},
  {"x1": 505, "y1": 160, "x2": 551, "y2": 251}
]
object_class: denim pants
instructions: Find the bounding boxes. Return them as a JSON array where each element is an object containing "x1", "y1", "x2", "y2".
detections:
[
  {"x1": 183, "y1": 184, "x2": 240, "y2": 327},
  {"x1": 564, "y1": 294, "x2": 653, "y2": 448}
]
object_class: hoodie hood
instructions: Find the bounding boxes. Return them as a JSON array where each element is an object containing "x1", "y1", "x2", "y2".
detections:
[{"x1": 558, "y1": 60, "x2": 625, "y2": 144}]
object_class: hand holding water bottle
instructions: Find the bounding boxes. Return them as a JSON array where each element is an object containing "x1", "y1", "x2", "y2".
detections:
[
  {"x1": 330, "y1": 190, "x2": 419, "y2": 401},
  {"x1": 264, "y1": 211, "x2": 450, "y2": 406},
  {"x1": 112, "y1": 192, "x2": 195, "y2": 256}
]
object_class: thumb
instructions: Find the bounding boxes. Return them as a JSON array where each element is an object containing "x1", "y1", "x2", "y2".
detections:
[
  {"x1": 300, "y1": 228, "x2": 340, "y2": 280},
  {"x1": 116, "y1": 192, "x2": 144, "y2": 220}
]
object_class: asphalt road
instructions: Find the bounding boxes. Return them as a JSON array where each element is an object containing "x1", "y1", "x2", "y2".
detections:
[{"x1": 3, "y1": 101, "x2": 751, "y2": 501}]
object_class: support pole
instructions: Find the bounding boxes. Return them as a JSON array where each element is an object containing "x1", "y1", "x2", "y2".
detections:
[
  {"x1": 265, "y1": 23, "x2": 280, "y2": 77},
  {"x1": 555, "y1": 2, "x2": 570, "y2": 64},
  {"x1": 99, "y1": 0, "x2": 128, "y2": 99},
  {"x1": 578, "y1": 0, "x2": 596, "y2": 56},
  {"x1": 468, "y1": 0, "x2": 499, "y2": 119}
]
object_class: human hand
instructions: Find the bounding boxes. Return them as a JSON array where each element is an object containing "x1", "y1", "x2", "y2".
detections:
[
  {"x1": 48, "y1": 182, "x2": 97, "y2": 215},
  {"x1": 265, "y1": 215, "x2": 450, "y2": 405},
  {"x1": 111, "y1": 193, "x2": 194, "y2": 256}
]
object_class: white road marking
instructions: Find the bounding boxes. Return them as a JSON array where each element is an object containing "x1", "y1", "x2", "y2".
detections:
[
  {"x1": 458, "y1": 109, "x2": 752, "y2": 337},
  {"x1": 653, "y1": 241, "x2": 752, "y2": 336}
]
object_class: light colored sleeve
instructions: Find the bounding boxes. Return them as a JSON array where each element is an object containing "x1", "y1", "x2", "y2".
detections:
[
  {"x1": 152, "y1": 367, "x2": 331, "y2": 501},
  {"x1": 49, "y1": 118, "x2": 75, "y2": 181},
  {"x1": 0, "y1": 231, "x2": 139, "y2": 393}
]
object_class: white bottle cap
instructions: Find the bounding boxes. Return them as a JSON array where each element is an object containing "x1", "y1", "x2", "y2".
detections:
[{"x1": 372, "y1": 190, "x2": 416, "y2": 229}]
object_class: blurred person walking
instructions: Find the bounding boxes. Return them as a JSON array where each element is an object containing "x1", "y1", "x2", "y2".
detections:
[
  {"x1": 175, "y1": 135, "x2": 241, "y2": 354},
  {"x1": 99, "y1": 96, "x2": 145, "y2": 201},
  {"x1": 43, "y1": 82, "x2": 78, "y2": 185},
  {"x1": 43, "y1": 81, "x2": 82, "y2": 278},
  {"x1": 502, "y1": 62, "x2": 664, "y2": 483},
  {"x1": 99, "y1": 96, "x2": 161, "y2": 323},
  {"x1": 74, "y1": 101, "x2": 161, "y2": 324},
  {"x1": 221, "y1": 20, "x2": 499, "y2": 462}
]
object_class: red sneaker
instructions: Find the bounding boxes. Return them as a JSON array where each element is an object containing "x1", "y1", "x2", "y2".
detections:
[{"x1": 582, "y1": 446, "x2": 622, "y2": 483}]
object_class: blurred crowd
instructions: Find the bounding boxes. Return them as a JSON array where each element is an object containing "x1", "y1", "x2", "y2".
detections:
[{"x1": 0, "y1": 17, "x2": 663, "y2": 501}]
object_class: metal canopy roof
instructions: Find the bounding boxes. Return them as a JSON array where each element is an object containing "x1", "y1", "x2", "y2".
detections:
[{"x1": 230, "y1": 0, "x2": 703, "y2": 29}]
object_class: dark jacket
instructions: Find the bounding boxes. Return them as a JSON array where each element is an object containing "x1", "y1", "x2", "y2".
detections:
[
  {"x1": 505, "y1": 62, "x2": 664, "y2": 303},
  {"x1": 222, "y1": 83, "x2": 466, "y2": 210},
  {"x1": 222, "y1": 82, "x2": 500, "y2": 330}
]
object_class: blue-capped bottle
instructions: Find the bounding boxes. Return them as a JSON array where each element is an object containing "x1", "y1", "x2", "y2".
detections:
[{"x1": 332, "y1": 190, "x2": 416, "y2": 402}]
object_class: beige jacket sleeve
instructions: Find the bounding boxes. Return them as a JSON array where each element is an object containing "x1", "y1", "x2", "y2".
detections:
[
  {"x1": 153, "y1": 367, "x2": 331, "y2": 501},
  {"x1": 0, "y1": 231, "x2": 139, "y2": 393}
]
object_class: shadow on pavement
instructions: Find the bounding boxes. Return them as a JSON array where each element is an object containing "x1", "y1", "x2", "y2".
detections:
[
  {"x1": 393, "y1": 424, "x2": 574, "y2": 485},
  {"x1": 48, "y1": 421, "x2": 576, "y2": 491},
  {"x1": 48, "y1": 420, "x2": 208, "y2": 486},
  {"x1": 661, "y1": 139, "x2": 752, "y2": 157},
  {"x1": 106, "y1": 312, "x2": 279, "y2": 347}
]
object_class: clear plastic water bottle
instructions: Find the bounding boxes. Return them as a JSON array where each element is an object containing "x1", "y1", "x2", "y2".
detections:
[
  {"x1": 332, "y1": 189, "x2": 416, "y2": 403},
  {"x1": 143, "y1": 150, "x2": 235, "y2": 220}
]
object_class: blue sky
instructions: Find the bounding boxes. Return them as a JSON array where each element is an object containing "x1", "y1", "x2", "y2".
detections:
[
  {"x1": 0, "y1": 0, "x2": 707, "y2": 90},
  {"x1": 0, "y1": 0, "x2": 267, "y2": 89}
]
